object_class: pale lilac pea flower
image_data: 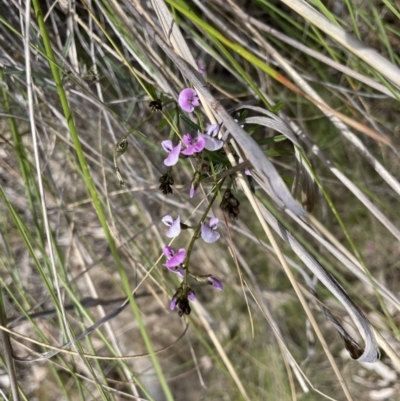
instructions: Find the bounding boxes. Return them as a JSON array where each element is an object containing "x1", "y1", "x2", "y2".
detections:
[
  {"x1": 181, "y1": 134, "x2": 205, "y2": 156},
  {"x1": 162, "y1": 215, "x2": 181, "y2": 238},
  {"x1": 201, "y1": 217, "x2": 220, "y2": 243},
  {"x1": 206, "y1": 124, "x2": 220, "y2": 137},
  {"x1": 207, "y1": 275, "x2": 223, "y2": 290},
  {"x1": 188, "y1": 290, "x2": 196, "y2": 301},
  {"x1": 161, "y1": 140, "x2": 181, "y2": 166},
  {"x1": 178, "y1": 88, "x2": 200, "y2": 113},
  {"x1": 199, "y1": 124, "x2": 224, "y2": 151},
  {"x1": 163, "y1": 246, "x2": 186, "y2": 276}
]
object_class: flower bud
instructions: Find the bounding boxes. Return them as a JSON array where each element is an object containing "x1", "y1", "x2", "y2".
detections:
[{"x1": 189, "y1": 171, "x2": 201, "y2": 198}]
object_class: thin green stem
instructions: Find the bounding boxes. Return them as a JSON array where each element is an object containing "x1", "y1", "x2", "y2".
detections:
[{"x1": 183, "y1": 176, "x2": 228, "y2": 282}]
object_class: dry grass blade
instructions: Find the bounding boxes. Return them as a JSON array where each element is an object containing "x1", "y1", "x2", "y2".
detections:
[
  {"x1": 257, "y1": 201, "x2": 379, "y2": 363},
  {"x1": 291, "y1": 122, "x2": 400, "y2": 241},
  {"x1": 243, "y1": 21, "x2": 400, "y2": 199},
  {"x1": 237, "y1": 112, "x2": 316, "y2": 211},
  {"x1": 296, "y1": 214, "x2": 400, "y2": 311},
  {"x1": 280, "y1": 0, "x2": 400, "y2": 89},
  {"x1": 223, "y1": 0, "x2": 396, "y2": 98},
  {"x1": 150, "y1": 0, "x2": 216, "y2": 123}
]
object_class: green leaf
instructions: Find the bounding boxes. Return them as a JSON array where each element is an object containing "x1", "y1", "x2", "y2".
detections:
[
  {"x1": 257, "y1": 135, "x2": 287, "y2": 146},
  {"x1": 247, "y1": 124, "x2": 260, "y2": 136},
  {"x1": 282, "y1": 176, "x2": 294, "y2": 185},
  {"x1": 180, "y1": 113, "x2": 202, "y2": 131},
  {"x1": 147, "y1": 83, "x2": 157, "y2": 99},
  {"x1": 205, "y1": 150, "x2": 231, "y2": 167},
  {"x1": 272, "y1": 101, "x2": 285, "y2": 113},
  {"x1": 158, "y1": 108, "x2": 177, "y2": 131},
  {"x1": 265, "y1": 149, "x2": 293, "y2": 157}
]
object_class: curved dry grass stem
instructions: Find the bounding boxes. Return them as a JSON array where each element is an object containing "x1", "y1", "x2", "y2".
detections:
[
  {"x1": 246, "y1": 22, "x2": 400, "y2": 198},
  {"x1": 250, "y1": 201, "x2": 354, "y2": 401}
]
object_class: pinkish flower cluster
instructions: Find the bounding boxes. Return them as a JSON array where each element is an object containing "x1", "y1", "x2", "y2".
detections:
[
  {"x1": 161, "y1": 212, "x2": 224, "y2": 315},
  {"x1": 158, "y1": 87, "x2": 227, "y2": 317},
  {"x1": 160, "y1": 88, "x2": 226, "y2": 199}
]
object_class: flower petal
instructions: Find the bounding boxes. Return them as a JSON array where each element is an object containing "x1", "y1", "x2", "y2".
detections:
[
  {"x1": 239, "y1": 157, "x2": 252, "y2": 176},
  {"x1": 206, "y1": 124, "x2": 220, "y2": 138},
  {"x1": 193, "y1": 136, "x2": 205, "y2": 153},
  {"x1": 182, "y1": 134, "x2": 193, "y2": 147},
  {"x1": 165, "y1": 265, "x2": 184, "y2": 277},
  {"x1": 162, "y1": 215, "x2": 173, "y2": 227},
  {"x1": 195, "y1": 59, "x2": 205, "y2": 74},
  {"x1": 164, "y1": 142, "x2": 182, "y2": 166},
  {"x1": 199, "y1": 134, "x2": 224, "y2": 151},
  {"x1": 178, "y1": 88, "x2": 196, "y2": 112},
  {"x1": 166, "y1": 216, "x2": 181, "y2": 238},
  {"x1": 191, "y1": 96, "x2": 200, "y2": 107},
  {"x1": 170, "y1": 296, "x2": 178, "y2": 310},
  {"x1": 189, "y1": 187, "x2": 196, "y2": 198},
  {"x1": 164, "y1": 248, "x2": 186, "y2": 267},
  {"x1": 161, "y1": 140, "x2": 173, "y2": 152},
  {"x1": 163, "y1": 246, "x2": 175, "y2": 259},
  {"x1": 207, "y1": 276, "x2": 223, "y2": 290},
  {"x1": 201, "y1": 222, "x2": 220, "y2": 244},
  {"x1": 209, "y1": 217, "x2": 219, "y2": 230},
  {"x1": 188, "y1": 290, "x2": 196, "y2": 301},
  {"x1": 181, "y1": 147, "x2": 196, "y2": 156}
]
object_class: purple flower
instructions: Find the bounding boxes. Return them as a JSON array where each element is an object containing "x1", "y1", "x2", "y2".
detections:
[
  {"x1": 207, "y1": 275, "x2": 223, "y2": 290},
  {"x1": 161, "y1": 140, "x2": 182, "y2": 166},
  {"x1": 189, "y1": 171, "x2": 201, "y2": 199},
  {"x1": 196, "y1": 59, "x2": 205, "y2": 74},
  {"x1": 162, "y1": 215, "x2": 181, "y2": 238},
  {"x1": 239, "y1": 157, "x2": 252, "y2": 176},
  {"x1": 201, "y1": 217, "x2": 220, "y2": 243},
  {"x1": 170, "y1": 296, "x2": 178, "y2": 310},
  {"x1": 188, "y1": 289, "x2": 196, "y2": 301},
  {"x1": 199, "y1": 124, "x2": 224, "y2": 151},
  {"x1": 163, "y1": 246, "x2": 186, "y2": 276},
  {"x1": 178, "y1": 88, "x2": 200, "y2": 113},
  {"x1": 181, "y1": 134, "x2": 205, "y2": 156}
]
